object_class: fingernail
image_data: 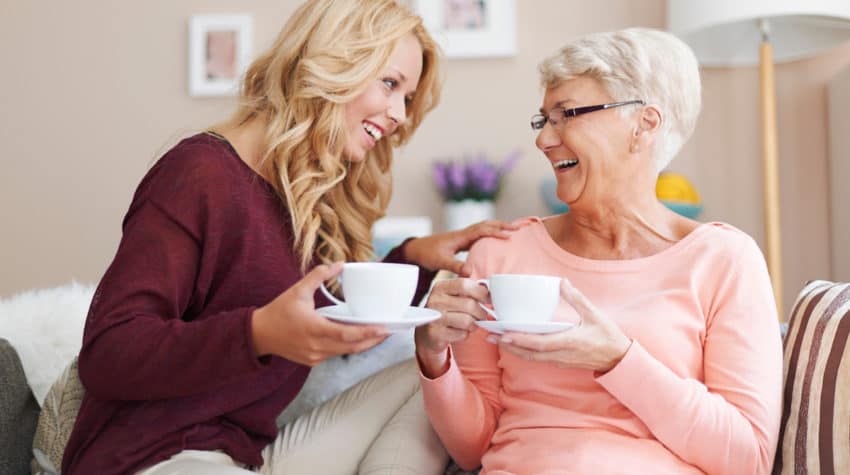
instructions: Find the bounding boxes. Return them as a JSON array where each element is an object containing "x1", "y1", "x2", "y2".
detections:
[
  {"x1": 500, "y1": 336, "x2": 512, "y2": 344},
  {"x1": 486, "y1": 335, "x2": 498, "y2": 344}
]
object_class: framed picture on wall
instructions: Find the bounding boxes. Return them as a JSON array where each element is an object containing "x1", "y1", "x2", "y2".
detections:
[
  {"x1": 188, "y1": 14, "x2": 253, "y2": 97},
  {"x1": 415, "y1": 0, "x2": 517, "y2": 58}
]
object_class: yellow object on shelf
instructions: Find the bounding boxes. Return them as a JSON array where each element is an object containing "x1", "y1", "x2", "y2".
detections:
[{"x1": 656, "y1": 172, "x2": 701, "y2": 204}]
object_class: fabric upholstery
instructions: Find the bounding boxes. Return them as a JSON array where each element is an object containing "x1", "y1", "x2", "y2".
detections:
[
  {"x1": 31, "y1": 357, "x2": 84, "y2": 475},
  {"x1": 0, "y1": 337, "x2": 41, "y2": 475},
  {"x1": 774, "y1": 280, "x2": 850, "y2": 474}
]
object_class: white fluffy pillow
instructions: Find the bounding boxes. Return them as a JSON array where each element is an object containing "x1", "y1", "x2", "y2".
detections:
[
  {"x1": 277, "y1": 331, "x2": 415, "y2": 426},
  {"x1": 0, "y1": 281, "x2": 416, "y2": 418},
  {"x1": 0, "y1": 282, "x2": 93, "y2": 406}
]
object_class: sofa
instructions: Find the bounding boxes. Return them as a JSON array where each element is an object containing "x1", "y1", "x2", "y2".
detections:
[
  {"x1": 2, "y1": 279, "x2": 850, "y2": 474},
  {"x1": 0, "y1": 282, "x2": 446, "y2": 475}
]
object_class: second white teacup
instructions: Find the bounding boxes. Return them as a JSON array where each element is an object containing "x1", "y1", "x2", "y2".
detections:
[
  {"x1": 478, "y1": 274, "x2": 563, "y2": 323},
  {"x1": 320, "y1": 262, "x2": 418, "y2": 321}
]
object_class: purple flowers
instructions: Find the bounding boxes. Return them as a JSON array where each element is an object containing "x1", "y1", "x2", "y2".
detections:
[{"x1": 432, "y1": 149, "x2": 521, "y2": 202}]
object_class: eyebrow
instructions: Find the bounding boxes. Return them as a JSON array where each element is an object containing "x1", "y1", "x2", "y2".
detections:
[
  {"x1": 391, "y1": 67, "x2": 408, "y2": 83},
  {"x1": 391, "y1": 67, "x2": 417, "y2": 99},
  {"x1": 538, "y1": 99, "x2": 574, "y2": 114}
]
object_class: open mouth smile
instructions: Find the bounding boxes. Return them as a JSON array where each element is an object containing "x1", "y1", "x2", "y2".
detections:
[
  {"x1": 554, "y1": 159, "x2": 578, "y2": 170},
  {"x1": 363, "y1": 121, "x2": 384, "y2": 142}
]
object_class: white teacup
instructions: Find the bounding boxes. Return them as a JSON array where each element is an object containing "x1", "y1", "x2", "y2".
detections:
[
  {"x1": 477, "y1": 274, "x2": 563, "y2": 323},
  {"x1": 319, "y1": 262, "x2": 418, "y2": 321}
]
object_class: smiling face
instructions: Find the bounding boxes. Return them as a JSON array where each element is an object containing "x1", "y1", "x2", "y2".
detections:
[
  {"x1": 342, "y1": 34, "x2": 424, "y2": 162},
  {"x1": 535, "y1": 76, "x2": 642, "y2": 209}
]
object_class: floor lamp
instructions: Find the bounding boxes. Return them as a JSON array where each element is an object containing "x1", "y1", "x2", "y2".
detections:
[{"x1": 667, "y1": 0, "x2": 850, "y2": 320}]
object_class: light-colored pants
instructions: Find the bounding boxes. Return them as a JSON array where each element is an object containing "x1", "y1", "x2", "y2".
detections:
[{"x1": 136, "y1": 359, "x2": 448, "y2": 475}]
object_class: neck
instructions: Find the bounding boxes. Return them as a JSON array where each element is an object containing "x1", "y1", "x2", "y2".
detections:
[
  {"x1": 554, "y1": 191, "x2": 680, "y2": 259},
  {"x1": 214, "y1": 117, "x2": 270, "y2": 180}
]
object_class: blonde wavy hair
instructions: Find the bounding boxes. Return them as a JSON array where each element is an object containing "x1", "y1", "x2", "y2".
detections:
[{"x1": 224, "y1": 0, "x2": 441, "y2": 272}]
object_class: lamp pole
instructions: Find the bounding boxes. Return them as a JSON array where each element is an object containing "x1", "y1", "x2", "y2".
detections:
[{"x1": 759, "y1": 19, "x2": 784, "y2": 320}]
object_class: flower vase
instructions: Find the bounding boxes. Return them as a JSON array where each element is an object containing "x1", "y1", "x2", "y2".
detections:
[{"x1": 444, "y1": 199, "x2": 495, "y2": 231}]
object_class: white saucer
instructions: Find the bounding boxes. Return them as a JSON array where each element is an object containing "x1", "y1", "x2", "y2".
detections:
[
  {"x1": 317, "y1": 305, "x2": 440, "y2": 332},
  {"x1": 475, "y1": 320, "x2": 575, "y2": 335}
]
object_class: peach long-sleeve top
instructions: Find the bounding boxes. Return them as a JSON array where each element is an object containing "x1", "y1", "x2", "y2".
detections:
[{"x1": 420, "y1": 219, "x2": 783, "y2": 475}]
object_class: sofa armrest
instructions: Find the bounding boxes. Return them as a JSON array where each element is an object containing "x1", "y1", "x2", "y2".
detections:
[
  {"x1": 774, "y1": 280, "x2": 850, "y2": 473},
  {"x1": 0, "y1": 338, "x2": 41, "y2": 475}
]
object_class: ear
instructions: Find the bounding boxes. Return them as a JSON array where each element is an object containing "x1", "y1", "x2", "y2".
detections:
[{"x1": 630, "y1": 104, "x2": 663, "y2": 153}]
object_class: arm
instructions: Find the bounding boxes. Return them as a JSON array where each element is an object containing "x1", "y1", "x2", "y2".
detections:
[
  {"x1": 81, "y1": 201, "x2": 389, "y2": 401},
  {"x1": 596, "y1": 238, "x2": 783, "y2": 475},
  {"x1": 416, "y1": 243, "x2": 504, "y2": 470},
  {"x1": 400, "y1": 220, "x2": 518, "y2": 276},
  {"x1": 78, "y1": 200, "x2": 264, "y2": 401},
  {"x1": 79, "y1": 145, "x2": 388, "y2": 401},
  {"x1": 384, "y1": 220, "x2": 519, "y2": 306},
  {"x1": 420, "y1": 328, "x2": 502, "y2": 470}
]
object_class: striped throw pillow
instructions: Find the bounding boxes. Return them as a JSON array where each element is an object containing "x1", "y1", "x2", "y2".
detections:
[{"x1": 774, "y1": 280, "x2": 850, "y2": 474}]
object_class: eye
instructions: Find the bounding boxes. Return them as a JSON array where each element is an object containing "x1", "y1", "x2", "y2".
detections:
[{"x1": 382, "y1": 78, "x2": 398, "y2": 90}]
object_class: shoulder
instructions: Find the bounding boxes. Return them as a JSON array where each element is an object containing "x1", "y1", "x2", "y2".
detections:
[
  {"x1": 692, "y1": 222, "x2": 764, "y2": 262},
  {"x1": 139, "y1": 133, "x2": 244, "y2": 198},
  {"x1": 124, "y1": 133, "x2": 259, "y2": 233},
  {"x1": 688, "y1": 222, "x2": 770, "y2": 292},
  {"x1": 466, "y1": 216, "x2": 544, "y2": 275},
  {"x1": 469, "y1": 216, "x2": 541, "y2": 253}
]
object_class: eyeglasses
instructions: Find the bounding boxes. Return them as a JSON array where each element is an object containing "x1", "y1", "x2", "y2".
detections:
[{"x1": 530, "y1": 100, "x2": 645, "y2": 131}]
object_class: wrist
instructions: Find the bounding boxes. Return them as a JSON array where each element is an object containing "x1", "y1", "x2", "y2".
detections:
[
  {"x1": 402, "y1": 237, "x2": 426, "y2": 268},
  {"x1": 416, "y1": 346, "x2": 450, "y2": 379},
  {"x1": 603, "y1": 337, "x2": 632, "y2": 373}
]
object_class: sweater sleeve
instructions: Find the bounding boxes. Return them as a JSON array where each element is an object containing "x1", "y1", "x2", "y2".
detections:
[
  {"x1": 595, "y1": 236, "x2": 783, "y2": 475},
  {"x1": 78, "y1": 147, "x2": 270, "y2": 401},
  {"x1": 419, "y1": 241, "x2": 503, "y2": 470}
]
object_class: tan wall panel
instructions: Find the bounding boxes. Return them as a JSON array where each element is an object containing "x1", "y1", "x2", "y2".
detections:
[
  {"x1": 828, "y1": 63, "x2": 850, "y2": 281},
  {"x1": 1, "y1": 0, "x2": 848, "y2": 315}
]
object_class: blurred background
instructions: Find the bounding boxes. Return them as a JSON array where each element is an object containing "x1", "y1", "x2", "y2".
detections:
[{"x1": 2, "y1": 0, "x2": 849, "y2": 314}]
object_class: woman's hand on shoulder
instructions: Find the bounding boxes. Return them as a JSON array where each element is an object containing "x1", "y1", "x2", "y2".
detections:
[
  {"x1": 414, "y1": 277, "x2": 490, "y2": 377},
  {"x1": 251, "y1": 263, "x2": 388, "y2": 366},
  {"x1": 497, "y1": 280, "x2": 632, "y2": 373},
  {"x1": 404, "y1": 220, "x2": 519, "y2": 276}
]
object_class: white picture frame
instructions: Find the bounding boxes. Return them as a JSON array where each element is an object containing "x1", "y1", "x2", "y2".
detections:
[
  {"x1": 415, "y1": 0, "x2": 517, "y2": 58},
  {"x1": 188, "y1": 14, "x2": 253, "y2": 97}
]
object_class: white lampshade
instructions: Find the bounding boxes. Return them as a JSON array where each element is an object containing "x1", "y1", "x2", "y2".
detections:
[{"x1": 667, "y1": 0, "x2": 850, "y2": 66}]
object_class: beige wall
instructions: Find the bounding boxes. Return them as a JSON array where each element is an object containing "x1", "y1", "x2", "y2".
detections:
[
  {"x1": 2, "y1": 1, "x2": 849, "y2": 314},
  {"x1": 829, "y1": 63, "x2": 850, "y2": 282}
]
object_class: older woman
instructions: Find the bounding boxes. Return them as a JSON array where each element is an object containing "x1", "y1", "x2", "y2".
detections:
[{"x1": 415, "y1": 28, "x2": 782, "y2": 474}]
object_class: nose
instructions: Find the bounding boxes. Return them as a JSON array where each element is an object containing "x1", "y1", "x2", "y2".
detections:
[
  {"x1": 387, "y1": 94, "x2": 406, "y2": 126},
  {"x1": 535, "y1": 122, "x2": 561, "y2": 152}
]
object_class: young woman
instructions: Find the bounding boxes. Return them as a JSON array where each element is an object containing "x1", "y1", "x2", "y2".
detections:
[{"x1": 62, "y1": 1, "x2": 514, "y2": 473}]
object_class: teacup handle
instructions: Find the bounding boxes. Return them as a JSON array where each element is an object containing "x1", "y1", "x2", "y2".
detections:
[
  {"x1": 319, "y1": 282, "x2": 346, "y2": 307},
  {"x1": 476, "y1": 279, "x2": 498, "y2": 319}
]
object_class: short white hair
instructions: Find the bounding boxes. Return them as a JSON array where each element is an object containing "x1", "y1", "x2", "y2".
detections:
[{"x1": 538, "y1": 27, "x2": 701, "y2": 172}]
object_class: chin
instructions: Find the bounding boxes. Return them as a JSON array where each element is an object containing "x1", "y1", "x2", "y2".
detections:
[{"x1": 342, "y1": 148, "x2": 366, "y2": 163}]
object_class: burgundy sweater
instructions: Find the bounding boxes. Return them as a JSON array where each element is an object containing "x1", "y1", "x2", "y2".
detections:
[{"x1": 62, "y1": 134, "x2": 435, "y2": 475}]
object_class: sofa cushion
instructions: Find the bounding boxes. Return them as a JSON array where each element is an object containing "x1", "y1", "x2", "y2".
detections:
[
  {"x1": 774, "y1": 280, "x2": 850, "y2": 474},
  {"x1": 0, "y1": 338, "x2": 41, "y2": 475},
  {"x1": 0, "y1": 282, "x2": 92, "y2": 406},
  {"x1": 31, "y1": 357, "x2": 84, "y2": 475}
]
